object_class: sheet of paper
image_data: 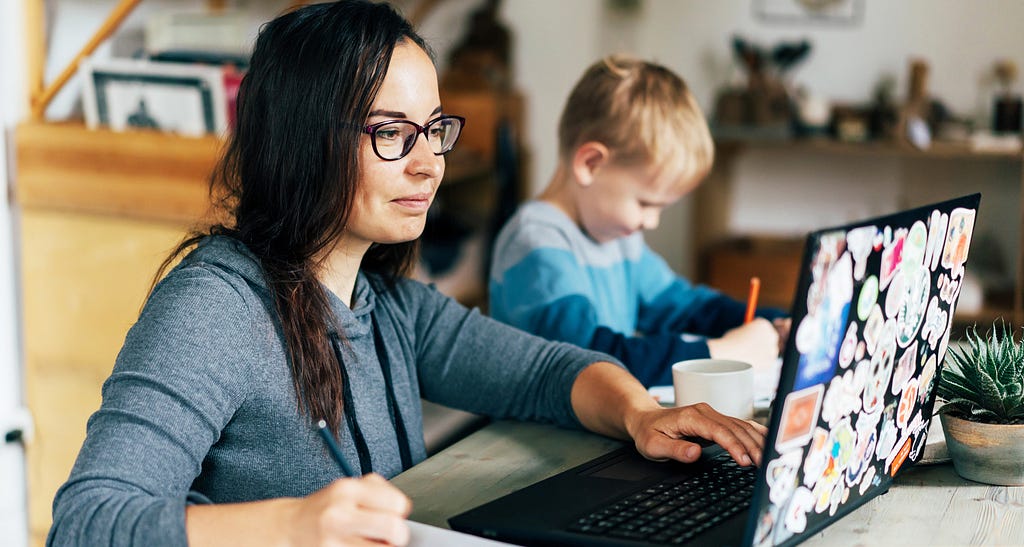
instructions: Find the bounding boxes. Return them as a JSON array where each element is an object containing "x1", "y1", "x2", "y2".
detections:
[
  {"x1": 753, "y1": 358, "x2": 783, "y2": 409},
  {"x1": 408, "y1": 520, "x2": 514, "y2": 546}
]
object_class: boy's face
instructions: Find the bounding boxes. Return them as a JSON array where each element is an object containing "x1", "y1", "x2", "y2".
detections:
[{"x1": 577, "y1": 160, "x2": 697, "y2": 243}]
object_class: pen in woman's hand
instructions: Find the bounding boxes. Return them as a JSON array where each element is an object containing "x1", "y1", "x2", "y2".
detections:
[{"x1": 317, "y1": 419, "x2": 358, "y2": 477}]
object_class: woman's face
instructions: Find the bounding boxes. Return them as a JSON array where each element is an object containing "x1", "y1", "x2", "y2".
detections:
[{"x1": 345, "y1": 41, "x2": 444, "y2": 250}]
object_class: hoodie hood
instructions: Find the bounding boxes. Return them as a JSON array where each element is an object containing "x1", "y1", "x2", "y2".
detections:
[{"x1": 183, "y1": 235, "x2": 374, "y2": 338}]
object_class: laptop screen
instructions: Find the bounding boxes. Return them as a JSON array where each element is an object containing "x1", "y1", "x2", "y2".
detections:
[{"x1": 747, "y1": 193, "x2": 980, "y2": 546}]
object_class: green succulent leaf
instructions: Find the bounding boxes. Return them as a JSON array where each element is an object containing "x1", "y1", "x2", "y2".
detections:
[{"x1": 936, "y1": 320, "x2": 1024, "y2": 424}]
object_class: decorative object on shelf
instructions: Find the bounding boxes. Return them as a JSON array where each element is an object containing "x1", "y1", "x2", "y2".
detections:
[
  {"x1": 754, "y1": 0, "x2": 864, "y2": 26},
  {"x1": 867, "y1": 75, "x2": 899, "y2": 141},
  {"x1": 712, "y1": 35, "x2": 811, "y2": 139},
  {"x1": 792, "y1": 86, "x2": 830, "y2": 135},
  {"x1": 440, "y1": 0, "x2": 512, "y2": 93},
  {"x1": 830, "y1": 104, "x2": 871, "y2": 143},
  {"x1": 936, "y1": 320, "x2": 1024, "y2": 485},
  {"x1": 992, "y1": 59, "x2": 1022, "y2": 135},
  {"x1": 144, "y1": 10, "x2": 251, "y2": 60},
  {"x1": 897, "y1": 58, "x2": 951, "y2": 150},
  {"x1": 81, "y1": 58, "x2": 228, "y2": 137}
]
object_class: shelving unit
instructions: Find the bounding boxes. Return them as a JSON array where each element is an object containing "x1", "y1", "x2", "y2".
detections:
[
  {"x1": 694, "y1": 137, "x2": 1024, "y2": 331},
  {"x1": 16, "y1": 121, "x2": 221, "y2": 223}
]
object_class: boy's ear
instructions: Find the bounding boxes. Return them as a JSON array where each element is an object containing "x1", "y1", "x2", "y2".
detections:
[{"x1": 572, "y1": 142, "x2": 610, "y2": 187}]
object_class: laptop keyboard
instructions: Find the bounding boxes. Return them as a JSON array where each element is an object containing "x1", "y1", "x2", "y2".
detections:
[{"x1": 567, "y1": 453, "x2": 756, "y2": 544}]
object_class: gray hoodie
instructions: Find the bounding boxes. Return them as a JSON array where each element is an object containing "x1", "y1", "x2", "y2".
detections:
[{"x1": 48, "y1": 235, "x2": 617, "y2": 546}]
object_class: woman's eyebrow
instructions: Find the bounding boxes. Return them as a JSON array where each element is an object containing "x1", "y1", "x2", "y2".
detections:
[
  {"x1": 367, "y1": 106, "x2": 443, "y2": 119},
  {"x1": 368, "y1": 109, "x2": 406, "y2": 118}
]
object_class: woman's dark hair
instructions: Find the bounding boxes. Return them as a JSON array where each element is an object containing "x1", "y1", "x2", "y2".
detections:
[{"x1": 156, "y1": 1, "x2": 430, "y2": 431}]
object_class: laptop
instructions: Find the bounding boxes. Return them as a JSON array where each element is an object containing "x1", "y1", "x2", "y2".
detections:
[{"x1": 449, "y1": 193, "x2": 981, "y2": 546}]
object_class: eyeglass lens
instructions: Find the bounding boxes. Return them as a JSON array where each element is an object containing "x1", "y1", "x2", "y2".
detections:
[{"x1": 373, "y1": 117, "x2": 463, "y2": 160}]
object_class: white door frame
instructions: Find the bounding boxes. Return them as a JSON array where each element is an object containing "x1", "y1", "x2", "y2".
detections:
[{"x1": 0, "y1": 1, "x2": 29, "y2": 545}]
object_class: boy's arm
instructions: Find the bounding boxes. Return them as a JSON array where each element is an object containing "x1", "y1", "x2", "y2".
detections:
[
  {"x1": 589, "y1": 323, "x2": 708, "y2": 386},
  {"x1": 529, "y1": 294, "x2": 711, "y2": 387},
  {"x1": 492, "y1": 243, "x2": 721, "y2": 387},
  {"x1": 635, "y1": 247, "x2": 786, "y2": 336}
]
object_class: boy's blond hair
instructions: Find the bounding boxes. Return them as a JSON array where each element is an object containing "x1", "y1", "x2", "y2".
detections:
[{"x1": 557, "y1": 55, "x2": 714, "y2": 184}]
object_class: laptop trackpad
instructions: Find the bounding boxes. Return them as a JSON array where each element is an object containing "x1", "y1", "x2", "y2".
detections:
[
  {"x1": 581, "y1": 452, "x2": 665, "y2": 481},
  {"x1": 582, "y1": 441, "x2": 723, "y2": 481}
]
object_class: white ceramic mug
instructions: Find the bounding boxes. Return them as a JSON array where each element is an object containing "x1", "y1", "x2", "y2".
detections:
[{"x1": 672, "y1": 359, "x2": 754, "y2": 420}]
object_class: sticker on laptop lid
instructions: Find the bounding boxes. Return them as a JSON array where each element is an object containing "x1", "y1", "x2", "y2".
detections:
[
  {"x1": 775, "y1": 384, "x2": 825, "y2": 452},
  {"x1": 925, "y1": 210, "x2": 948, "y2": 271},
  {"x1": 942, "y1": 208, "x2": 976, "y2": 279}
]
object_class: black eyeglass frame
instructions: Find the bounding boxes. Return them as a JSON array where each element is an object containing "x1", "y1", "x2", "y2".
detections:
[{"x1": 362, "y1": 115, "x2": 466, "y2": 161}]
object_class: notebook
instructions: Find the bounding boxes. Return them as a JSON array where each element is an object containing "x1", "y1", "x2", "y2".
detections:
[{"x1": 449, "y1": 193, "x2": 980, "y2": 546}]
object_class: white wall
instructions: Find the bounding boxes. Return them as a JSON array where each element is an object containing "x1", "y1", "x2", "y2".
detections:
[
  {"x1": 501, "y1": 0, "x2": 1024, "y2": 278},
  {"x1": 0, "y1": 0, "x2": 29, "y2": 544}
]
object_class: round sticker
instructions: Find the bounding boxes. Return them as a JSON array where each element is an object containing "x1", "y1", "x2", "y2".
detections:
[
  {"x1": 902, "y1": 221, "x2": 928, "y2": 273},
  {"x1": 896, "y1": 267, "x2": 929, "y2": 348},
  {"x1": 857, "y1": 276, "x2": 879, "y2": 321}
]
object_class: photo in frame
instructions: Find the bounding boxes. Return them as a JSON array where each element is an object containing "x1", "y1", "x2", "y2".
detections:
[
  {"x1": 754, "y1": 0, "x2": 864, "y2": 26},
  {"x1": 82, "y1": 58, "x2": 228, "y2": 137}
]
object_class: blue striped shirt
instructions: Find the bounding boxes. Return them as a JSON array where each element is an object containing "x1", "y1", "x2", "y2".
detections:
[{"x1": 489, "y1": 201, "x2": 783, "y2": 386}]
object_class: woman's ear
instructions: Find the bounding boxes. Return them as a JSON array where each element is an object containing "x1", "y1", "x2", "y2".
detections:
[{"x1": 571, "y1": 142, "x2": 610, "y2": 187}]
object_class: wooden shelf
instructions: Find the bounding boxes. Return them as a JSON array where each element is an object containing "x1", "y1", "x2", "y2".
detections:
[
  {"x1": 696, "y1": 136, "x2": 1024, "y2": 329},
  {"x1": 15, "y1": 121, "x2": 221, "y2": 225},
  {"x1": 715, "y1": 136, "x2": 1023, "y2": 161}
]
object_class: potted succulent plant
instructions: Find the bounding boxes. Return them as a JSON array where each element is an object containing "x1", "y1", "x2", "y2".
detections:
[{"x1": 935, "y1": 320, "x2": 1024, "y2": 485}]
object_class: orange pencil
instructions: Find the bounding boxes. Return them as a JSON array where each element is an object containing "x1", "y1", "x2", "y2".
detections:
[{"x1": 744, "y1": 277, "x2": 761, "y2": 324}]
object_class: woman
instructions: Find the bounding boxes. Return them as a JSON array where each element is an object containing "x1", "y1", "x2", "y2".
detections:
[{"x1": 49, "y1": 2, "x2": 767, "y2": 545}]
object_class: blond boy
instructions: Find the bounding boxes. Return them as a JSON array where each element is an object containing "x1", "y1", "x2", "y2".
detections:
[{"x1": 489, "y1": 55, "x2": 788, "y2": 387}]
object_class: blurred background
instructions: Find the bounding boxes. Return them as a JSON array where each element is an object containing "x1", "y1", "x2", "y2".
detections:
[{"x1": 2, "y1": 1, "x2": 1024, "y2": 545}]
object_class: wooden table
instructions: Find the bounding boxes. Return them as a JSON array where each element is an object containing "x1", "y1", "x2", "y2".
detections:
[{"x1": 393, "y1": 420, "x2": 1024, "y2": 546}]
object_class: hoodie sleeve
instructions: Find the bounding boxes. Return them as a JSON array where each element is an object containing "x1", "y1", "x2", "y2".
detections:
[
  {"x1": 408, "y1": 283, "x2": 620, "y2": 429},
  {"x1": 47, "y1": 266, "x2": 256, "y2": 547}
]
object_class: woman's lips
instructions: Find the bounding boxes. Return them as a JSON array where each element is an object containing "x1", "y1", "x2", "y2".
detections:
[{"x1": 391, "y1": 193, "x2": 432, "y2": 212}]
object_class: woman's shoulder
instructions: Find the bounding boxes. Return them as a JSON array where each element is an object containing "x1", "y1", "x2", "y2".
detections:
[
  {"x1": 363, "y1": 272, "x2": 464, "y2": 320},
  {"x1": 364, "y1": 272, "x2": 438, "y2": 303},
  {"x1": 148, "y1": 235, "x2": 271, "y2": 322}
]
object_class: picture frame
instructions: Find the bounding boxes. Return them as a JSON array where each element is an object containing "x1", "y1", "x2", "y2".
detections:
[
  {"x1": 81, "y1": 58, "x2": 228, "y2": 137},
  {"x1": 754, "y1": 0, "x2": 864, "y2": 26}
]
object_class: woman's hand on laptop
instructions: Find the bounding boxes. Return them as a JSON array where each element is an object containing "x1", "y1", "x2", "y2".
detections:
[
  {"x1": 626, "y1": 404, "x2": 768, "y2": 467},
  {"x1": 570, "y1": 362, "x2": 766, "y2": 470}
]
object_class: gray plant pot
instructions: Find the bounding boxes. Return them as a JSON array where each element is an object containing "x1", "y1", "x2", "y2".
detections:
[{"x1": 939, "y1": 413, "x2": 1024, "y2": 486}]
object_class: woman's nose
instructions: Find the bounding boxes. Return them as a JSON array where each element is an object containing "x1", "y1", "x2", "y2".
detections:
[{"x1": 405, "y1": 133, "x2": 443, "y2": 178}]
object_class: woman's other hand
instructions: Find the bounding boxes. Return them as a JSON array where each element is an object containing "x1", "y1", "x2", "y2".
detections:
[{"x1": 285, "y1": 473, "x2": 412, "y2": 546}]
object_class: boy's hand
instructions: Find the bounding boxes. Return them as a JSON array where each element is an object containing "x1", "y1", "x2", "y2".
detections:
[
  {"x1": 706, "y1": 318, "x2": 779, "y2": 373},
  {"x1": 625, "y1": 404, "x2": 767, "y2": 467}
]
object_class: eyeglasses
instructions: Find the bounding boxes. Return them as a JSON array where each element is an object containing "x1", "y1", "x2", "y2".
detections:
[{"x1": 363, "y1": 115, "x2": 465, "y2": 161}]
